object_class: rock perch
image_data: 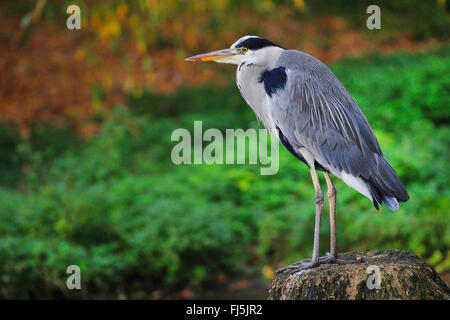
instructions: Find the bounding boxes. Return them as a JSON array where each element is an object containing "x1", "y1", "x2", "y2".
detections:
[{"x1": 268, "y1": 250, "x2": 449, "y2": 300}]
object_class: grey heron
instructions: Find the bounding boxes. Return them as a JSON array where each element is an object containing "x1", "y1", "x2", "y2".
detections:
[{"x1": 185, "y1": 36, "x2": 409, "y2": 271}]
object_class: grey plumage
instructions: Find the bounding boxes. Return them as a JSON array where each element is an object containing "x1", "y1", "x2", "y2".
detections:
[
  {"x1": 185, "y1": 35, "x2": 409, "y2": 270},
  {"x1": 270, "y1": 50, "x2": 409, "y2": 209}
]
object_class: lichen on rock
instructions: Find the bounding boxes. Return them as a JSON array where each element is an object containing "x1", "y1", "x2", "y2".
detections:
[{"x1": 268, "y1": 250, "x2": 450, "y2": 300}]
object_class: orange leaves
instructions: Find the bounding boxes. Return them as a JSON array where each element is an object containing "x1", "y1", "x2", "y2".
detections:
[
  {"x1": 98, "y1": 19, "x2": 121, "y2": 41},
  {"x1": 1, "y1": 0, "x2": 444, "y2": 137},
  {"x1": 293, "y1": 0, "x2": 305, "y2": 11},
  {"x1": 184, "y1": 26, "x2": 198, "y2": 50},
  {"x1": 116, "y1": 3, "x2": 128, "y2": 23}
]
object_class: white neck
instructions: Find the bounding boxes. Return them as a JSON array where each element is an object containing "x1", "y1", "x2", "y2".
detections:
[{"x1": 245, "y1": 46, "x2": 284, "y2": 69}]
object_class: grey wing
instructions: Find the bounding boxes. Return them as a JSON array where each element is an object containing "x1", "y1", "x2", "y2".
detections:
[{"x1": 269, "y1": 62, "x2": 409, "y2": 208}]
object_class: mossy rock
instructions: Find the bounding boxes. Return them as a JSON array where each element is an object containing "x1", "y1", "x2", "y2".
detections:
[{"x1": 268, "y1": 250, "x2": 449, "y2": 300}]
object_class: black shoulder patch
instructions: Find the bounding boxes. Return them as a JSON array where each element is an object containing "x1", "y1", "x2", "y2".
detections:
[
  {"x1": 259, "y1": 67, "x2": 287, "y2": 97},
  {"x1": 235, "y1": 37, "x2": 281, "y2": 50}
]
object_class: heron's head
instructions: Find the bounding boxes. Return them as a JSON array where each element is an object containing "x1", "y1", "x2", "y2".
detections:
[{"x1": 185, "y1": 35, "x2": 283, "y2": 66}]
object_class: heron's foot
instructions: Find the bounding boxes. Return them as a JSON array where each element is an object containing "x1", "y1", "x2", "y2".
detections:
[
  {"x1": 274, "y1": 253, "x2": 356, "y2": 275},
  {"x1": 319, "y1": 252, "x2": 357, "y2": 265},
  {"x1": 274, "y1": 259, "x2": 319, "y2": 274}
]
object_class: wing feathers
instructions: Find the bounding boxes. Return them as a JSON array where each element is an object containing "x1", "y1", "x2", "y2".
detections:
[{"x1": 270, "y1": 51, "x2": 409, "y2": 209}]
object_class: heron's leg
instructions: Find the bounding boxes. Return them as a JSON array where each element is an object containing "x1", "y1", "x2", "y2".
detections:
[
  {"x1": 274, "y1": 165, "x2": 323, "y2": 274},
  {"x1": 274, "y1": 170, "x2": 355, "y2": 274},
  {"x1": 320, "y1": 172, "x2": 356, "y2": 265},
  {"x1": 324, "y1": 172, "x2": 337, "y2": 260},
  {"x1": 310, "y1": 165, "x2": 323, "y2": 265}
]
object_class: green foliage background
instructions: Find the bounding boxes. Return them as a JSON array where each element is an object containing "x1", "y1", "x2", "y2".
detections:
[{"x1": 0, "y1": 46, "x2": 448, "y2": 298}]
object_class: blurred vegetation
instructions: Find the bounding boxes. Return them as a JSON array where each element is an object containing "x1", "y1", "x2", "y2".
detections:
[
  {"x1": 9, "y1": 0, "x2": 449, "y2": 50},
  {"x1": 2, "y1": 0, "x2": 448, "y2": 136},
  {"x1": 0, "y1": 46, "x2": 448, "y2": 298},
  {"x1": 1, "y1": 0, "x2": 449, "y2": 299}
]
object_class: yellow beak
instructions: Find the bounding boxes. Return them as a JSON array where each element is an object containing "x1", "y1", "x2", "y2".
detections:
[{"x1": 185, "y1": 48, "x2": 238, "y2": 62}]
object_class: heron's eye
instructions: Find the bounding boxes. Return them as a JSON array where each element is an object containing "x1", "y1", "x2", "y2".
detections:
[{"x1": 242, "y1": 47, "x2": 248, "y2": 53}]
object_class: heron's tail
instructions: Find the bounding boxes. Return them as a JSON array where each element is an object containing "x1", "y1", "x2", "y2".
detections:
[{"x1": 365, "y1": 155, "x2": 409, "y2": 211}]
